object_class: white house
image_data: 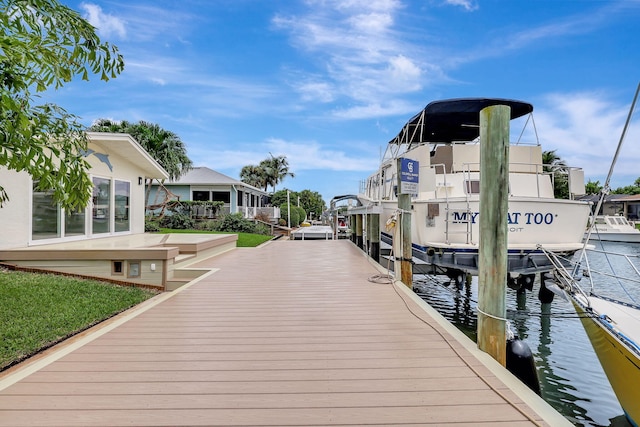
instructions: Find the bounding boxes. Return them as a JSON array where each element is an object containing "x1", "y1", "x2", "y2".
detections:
[
  {"x1": 0, "y1": 132, "x2": 168, "y2": 250},
  {"x1": 0, "y1": 133, "x2": 237, "y2": 290}
]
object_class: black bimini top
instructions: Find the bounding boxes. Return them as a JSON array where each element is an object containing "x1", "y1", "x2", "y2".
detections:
[{"x1": 391, "y1": 98, "x2": 534, "y2": 145}]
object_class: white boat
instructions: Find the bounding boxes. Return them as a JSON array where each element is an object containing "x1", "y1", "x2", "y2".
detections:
[
  {"x1": 587, "y1": 215, "x2": 640, "y2": 242},
  {"x1": 352, "y1": 98, "x2": 592, "y2": 286}
]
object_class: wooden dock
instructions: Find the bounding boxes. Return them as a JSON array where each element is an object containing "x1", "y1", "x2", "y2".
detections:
[{"x1": 0, "y1": 239, "x2": 570, "y2": 426}]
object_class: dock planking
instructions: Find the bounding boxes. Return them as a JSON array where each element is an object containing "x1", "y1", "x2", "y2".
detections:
[{"x1": 0, "y1": 239, "x2": 566, "y2": 426}]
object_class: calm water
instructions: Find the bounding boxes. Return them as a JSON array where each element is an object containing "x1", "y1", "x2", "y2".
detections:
[{"x1": 412, "y1": 241, "x2": 640, "y2": 427}]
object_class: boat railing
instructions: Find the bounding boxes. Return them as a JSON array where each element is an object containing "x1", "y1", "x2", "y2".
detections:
[
  {"x1": 541, "y1": 245, "x2": 640, "y2": 307},
  {"x1": 445, "y1": 160, "x2": 582, "y2": 200}
]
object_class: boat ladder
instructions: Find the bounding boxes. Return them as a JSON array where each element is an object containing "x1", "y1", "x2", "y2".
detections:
[{"x1": 445, "y1": 206, "x2": 473, "y2": 244}]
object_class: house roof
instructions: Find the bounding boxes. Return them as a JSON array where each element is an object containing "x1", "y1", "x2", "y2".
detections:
[
  {"x1": 87, "y1": 132, "x2": 169, "y2": 180},
  {"x1": 578, "y1": 194, "x2": 640, "y2": 203},
  {"x1": 168, "y1": 167, "x2": 266, "y2": 194}
]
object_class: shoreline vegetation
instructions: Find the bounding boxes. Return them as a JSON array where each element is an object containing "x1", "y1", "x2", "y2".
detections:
[{"x1": 0, "y1": 230, "x2": 272, "y2": 371}]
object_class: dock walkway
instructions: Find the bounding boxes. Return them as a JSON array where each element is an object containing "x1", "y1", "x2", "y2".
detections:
[{"x1": 0, "y1": 240, "x2": 569, "y2": 426}]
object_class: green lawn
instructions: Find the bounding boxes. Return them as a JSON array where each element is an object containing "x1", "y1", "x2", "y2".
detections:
[
  {"x1": 158, "y1": 229, "x2": 273, "y2": 247},
  {"x1": 0, "y1": 270, "x2": 157, "y2": 371},
  {"x1": 1, "y1": 230, "x2": 270, "y2": 371}
]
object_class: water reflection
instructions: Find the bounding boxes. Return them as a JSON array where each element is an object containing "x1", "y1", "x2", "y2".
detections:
[{"x1": 412, "y1": 267, "x2": 630, "y2": 427}]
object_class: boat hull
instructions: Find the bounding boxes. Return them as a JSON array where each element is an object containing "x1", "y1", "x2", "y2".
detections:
[
  {"x1": 571, "y1": 297, "x2": 640, "y2": 427},
  {"x1": 376, "y1": 197, "x2": 590, "y2": 276},
  {"x1": 587, "y1": 232, "x2": 640, "y2": 243}
]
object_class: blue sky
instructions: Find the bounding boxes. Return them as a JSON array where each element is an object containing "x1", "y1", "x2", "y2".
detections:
[{"x1": 45, "y1": 0, "x2": 640, "y2": 204}]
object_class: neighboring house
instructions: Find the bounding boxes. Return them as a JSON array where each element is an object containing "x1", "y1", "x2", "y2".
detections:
[
  {"x1": 578, "y1": 194, "x2": 640, "y2": 220},
  {"x1": 0, "y1": 133, "x2": 237, "y2": 290},
  {"x1": 150, "y1": 166, "x2": 279, "y2": 220}
]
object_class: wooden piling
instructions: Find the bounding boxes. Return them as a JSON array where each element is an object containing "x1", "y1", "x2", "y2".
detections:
[
  {"x1": 370, "y1": 213, "x2": 380, "y2": 262},
  {"x1": 396, "y1": 158, "x2": 413, "y2": 288},
  {"x1": 477, "y1": 104, "x2": 510, "y2": 366},
  {"x1": 355, "y1": 214, "x2": 364, "y2": 249}
]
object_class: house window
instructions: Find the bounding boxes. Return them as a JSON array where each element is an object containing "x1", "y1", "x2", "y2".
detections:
[
  {"x1": 112, "y1": 260, "x2": 124, "y2": 275},
  {"x1": 32, "y1": 183, "x2": 60, "y2": 240},
  {"x1": 193, "y1": 190, "x2": 210, "y2": 201},
  {"x1": 92, "y1": 177, "x2": 111, "y2": 234},
  {"x1": 115, "y1": 180, "x2": 130, "y2": 232},
  {"x1": 212, "y1": 191, "x2": 231, "y2": 203},
  {"x1": 238, "y1": 190, "x2": 244, "y2": 206},
  {"x1": 32, "y1": 181, "x2": 85, "y2": 240},
  {"x1": 65, "y1": 208, "x2": 86, "y2": 237}
]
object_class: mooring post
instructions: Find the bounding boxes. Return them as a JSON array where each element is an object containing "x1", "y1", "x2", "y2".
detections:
[
  {"x1": 477, "y1": 104, "x2": 510, "y2": 366},
  {"x1": 355, "y1": 214, "x2": 364, "y2": 249},
  {"x1": 396, "y1": 158, "x2": 413, "y2": 288},
  {"x1": 370, "y1": 214, "x2": 380, "y2": 263}
]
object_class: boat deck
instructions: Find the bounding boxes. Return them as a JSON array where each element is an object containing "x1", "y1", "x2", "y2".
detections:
[{"x1": 0, "y1": 240, "x2": 569, "y2": 426}]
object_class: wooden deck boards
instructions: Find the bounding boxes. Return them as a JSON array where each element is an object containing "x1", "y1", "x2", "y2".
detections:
[{"x1": 0, "y1": 240, "x2": 559, "y2": 426}]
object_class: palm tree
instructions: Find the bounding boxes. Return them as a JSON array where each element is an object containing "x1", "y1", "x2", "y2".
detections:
[
  {"x1": 542, "y1": 150, "x2": 569, "y2": 199},
  {"x1": 240, "y1": 165, "x2": 267, "y2": 190},
  {"x1": 261, "y1": 154, "x2": 295, "y2": 193},
  {"x1": 88, "y1": 119, "x2": 192, "y2": 207}
]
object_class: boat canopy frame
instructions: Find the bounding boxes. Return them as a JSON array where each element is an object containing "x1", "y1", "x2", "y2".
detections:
[{"x1": 385, "y1": 98, "x2": 534, "y2": 156}]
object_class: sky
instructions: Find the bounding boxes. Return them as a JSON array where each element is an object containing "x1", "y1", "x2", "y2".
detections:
[{"x1": 43, "y1": 0, "x2": 640, "y2": 205}]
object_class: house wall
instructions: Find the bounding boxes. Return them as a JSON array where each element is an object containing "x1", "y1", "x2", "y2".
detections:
[
  {"x1": 90, "y1": 140, "x2": 147, "y2": 234},
  {"x1": 0, "y1": 169, "x2": 32, "y2": 249},
  {"x1": 0, "y1": 139, "x2": 154, "y2": 250}
]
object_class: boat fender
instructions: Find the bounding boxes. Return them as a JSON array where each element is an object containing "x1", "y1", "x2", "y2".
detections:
[
  {"x1": 426, "y1": 247, "x2": 435, "y2": 256},
  {"x1": 506, "y1": 337, "x2": 541, "y2": 395}
]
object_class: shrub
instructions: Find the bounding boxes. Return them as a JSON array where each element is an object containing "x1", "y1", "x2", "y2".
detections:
[
  {"x1": 210, "y1": 213, "x2": 269, "y2": 235},
  {"x1": 195, "y1": 220, "x2": 217, "y2": 231},
  {"x1": 280, "y1": 203, "x2": 299, "y2": 227},
  {"x1": 161, "y1": 213, "x2": 195, "y2": 230},
  {"x1": 294, "y1": 206, "x2": 306, "y2": 226},
  {"x1": 254, "y1": 211, "x2": 271, "y2": 223},
  {"x1": 145, "y1": 219, "x2": 161, "y2": 232}
]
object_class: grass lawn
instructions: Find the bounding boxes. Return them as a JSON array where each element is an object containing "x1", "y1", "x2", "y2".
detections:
[
  {"x1": 158, "y1": 228, "x2": 273, "y2": 247},
  {"x1": 0, "y1": 270, "x2": 158, "y2": 371},
  {"x1": 1, "y1": 230, "x2": 270, "y2": 371}
]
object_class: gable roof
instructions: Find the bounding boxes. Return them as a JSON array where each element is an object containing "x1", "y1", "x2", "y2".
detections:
[
  {"x1": 87, "y1": 132, "x2": 169, "y2": 180},
  {"x1": 168, "y1": 167, "x2": 266, "y2": 194}
]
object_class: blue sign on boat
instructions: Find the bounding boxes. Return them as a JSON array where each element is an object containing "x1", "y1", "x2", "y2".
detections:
[{"x1": 400, "y1": 158, "x2": 419, "y2": 195}]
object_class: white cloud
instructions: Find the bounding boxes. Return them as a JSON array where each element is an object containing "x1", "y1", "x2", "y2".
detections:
[
  {"x1": 265, "y1": 138, "x2": 379, "y2": 171},
  {"x1": 533, "y1": 91, "x2": 640, "y2": 187},
  {"x1": 272, "y1": 0, "x2": 434, "y2": 112},
  {"x1": 444, "y1": 0, "x2": 479, "y2": 12},
  {"x1": 80, "y1": 3, "x2": 126, "y2": 39}
]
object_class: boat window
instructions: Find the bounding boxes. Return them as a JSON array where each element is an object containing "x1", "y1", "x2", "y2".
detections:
[{"x1": 464, "y1": 180, "x2": 480, "y2": 194}]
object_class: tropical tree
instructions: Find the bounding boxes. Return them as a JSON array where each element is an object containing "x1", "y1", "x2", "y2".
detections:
[
  {"x1": 585, "y1": 180, "x2": 603, "y2": 195},
  {"x1": 88, "y1": 119, "x2": 192, "y2": 207},
  {"x1": 271, "y1": 188, "x2": 326, "y2": 220},
  {"x1": 240, "y1": 154, "x2": 295, "y2": 193},
  {"x1": 239, "y1": 165, "x2": 267, "y2": 190},
  {"x1": 0, "y1": 0, "x2": 124, "y2": 209},
  {"x1": 542, "y1": 150, "x2": 569, "y2": 199},
  {"x1": 261, "y1": 154, "x2": 295, "y2": 193},
  {"x1": 611, "y1": 177, "x2": 640, "y2": 195}
]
